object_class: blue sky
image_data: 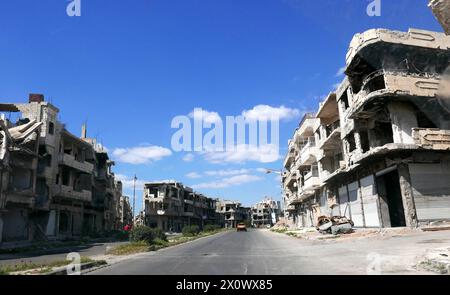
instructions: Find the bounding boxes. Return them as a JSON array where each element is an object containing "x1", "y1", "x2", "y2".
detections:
[{"x1": 0, "y1": 0, "x2": 443, "y2": 211}]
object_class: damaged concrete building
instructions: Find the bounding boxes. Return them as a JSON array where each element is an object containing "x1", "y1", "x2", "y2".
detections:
[
  {"x1": 215, "y1": 200, "x2": 250, "y2": 228},
  {"x1": 0, "y1": 94, "x2": 124, "y2": 246},
  {"x1": 143, "y1": 181, "x2": 219, "y2": 232},
  {"x1": 429, "y1": 0, "x2": 450, "y2": 35},
  {"x1": 283, "y1": 28, "x2": 450, "y2": 229},
  {"x1": 251, "y1": 198, "x2": 281, "y2": 228}
]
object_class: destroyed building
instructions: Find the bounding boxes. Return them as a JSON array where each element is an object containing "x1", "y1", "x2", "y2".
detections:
[
  {"x1": 143, "y1": 181, "x2": 219, "y2": 232},
  {"x1": 215, "y1": 200, "x2": 250, "y2": 228},
  {"x1": 119, "y1": 195, "x2": 133, "y2": 228},
  {"x1": 283, "y1": 28, "x2": 450, "y2": 229},
  {"x1": 251, "y1": 198, "x2": 281, "y2": 228},
  {"x1": 429, "y1": 0, "x2": 450, "y2": 35},
  {"x1": 0, "y1": 94, "x2": 124, "y2": 246}
]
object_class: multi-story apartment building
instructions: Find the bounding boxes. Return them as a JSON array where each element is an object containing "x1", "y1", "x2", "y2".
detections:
[
  {"x1": 215, "y1": 200, "x2": 250, "y2": 228},
  {"x1": 0, "y1": 94, "x2": 123, "y2": 245},
  {"x1": 118, "y1": 195, "x2": 133, "y2": 228},
  {"x1": 284, "y1": 28, "x2": 450, "y2": 229},
  {"x1": 143, "y1": 181, "x2": 219, "y2": 232},
  {"x1": 251, "y1": 198, "x2": 281, "y2": 228}
]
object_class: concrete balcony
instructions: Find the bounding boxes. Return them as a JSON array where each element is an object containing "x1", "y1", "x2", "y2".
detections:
[
  {"x1": 283, "y1": 170, "x2": 298, "y2": 187},
  {"x1": 412, "y1": 128, "x2": 450, "y2": 150},
  {"x1": 54, "y1": 185, "x2": 92, "y2": 202},
  {"x1": 184, "y1": 199, "x2": 194, "y2": 205},
  {"x1": 298, "y1": 141, "x2": 319, "y2": 167},
  {"x1": 60, "y1": 154, "x2": 94, "y2": 174},
  {"x1": 319, "y1": 123, "x2": 341, "y2": 151}
]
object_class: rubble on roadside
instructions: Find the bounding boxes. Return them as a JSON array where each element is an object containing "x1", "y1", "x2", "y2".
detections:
[{"x1": 316, "y1": 216, "x2": 354, "y2": 235}]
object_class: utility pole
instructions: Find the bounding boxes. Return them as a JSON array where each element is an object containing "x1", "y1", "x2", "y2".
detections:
[{"x1": 132, "y1": 174, "x2": 137, "y2": 225}]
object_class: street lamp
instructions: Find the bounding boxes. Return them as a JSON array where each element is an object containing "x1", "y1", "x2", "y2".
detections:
[
  {"x1": 132, "y1": 174, "x2": 137, "y2": 225},
  {"x1": 264, "y1": 168, "x2": 285, "y2": 219}
]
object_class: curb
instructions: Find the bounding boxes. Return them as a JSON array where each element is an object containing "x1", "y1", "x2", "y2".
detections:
[{"x1": 47, "y1": 261, "x2": 108, "y2": 275}]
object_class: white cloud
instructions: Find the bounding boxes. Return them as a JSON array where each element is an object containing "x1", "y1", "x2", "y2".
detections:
[
  {"x1": 242, "y1": 105, "x2": 300, "y2": 122},
  {"x1": 186, "y1": 172, "x2": 202, "y2": 179},
  {"x1": 182, "y1": 153, "x2": 195, "y2": 162},
  {"x1": 336, "y1": 66, "x2": 346, "y2": 77},
  {"x1": 192, "y1": 174, "x2": 263, "y2": 189},
  {"x1": 112, "y1": 145, "x2": 172, "y2": 164},
  {"x1": 189, "y1": 108, "x2": 221, "y2": 124},
  {"x1": 204, "y1": 169, "x2": 250, "y2": 177},
  {"x1": 203, "y1": 144, "x2": 280, "y2": 164}
]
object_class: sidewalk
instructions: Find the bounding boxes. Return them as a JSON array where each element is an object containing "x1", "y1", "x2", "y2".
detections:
[{"x1": 0, "y1": 241, "x2": 128, "y2": 267}]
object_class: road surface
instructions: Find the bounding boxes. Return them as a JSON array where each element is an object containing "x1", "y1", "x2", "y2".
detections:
[{"x1": 88, "y1": 229, "x2": 450, "y2": 275}]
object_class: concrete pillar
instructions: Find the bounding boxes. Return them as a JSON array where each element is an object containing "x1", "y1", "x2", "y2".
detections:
[
  {"x1": 388, "y1": 102, "x2": 418, "y2": 144},
  {"x1": 0, "y1": 213, "x2": 3, "y2": 244},
  {"x1": 398, "y1": 164, "x2": 418, "y2": 228}
]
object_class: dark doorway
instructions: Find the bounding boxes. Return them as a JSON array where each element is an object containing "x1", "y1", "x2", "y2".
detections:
[{"x1": 377, "y1": 170, "x2": 406, "y2": 227}]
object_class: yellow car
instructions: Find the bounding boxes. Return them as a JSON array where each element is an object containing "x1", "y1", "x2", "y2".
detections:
[{"x1": 236, "y1": 223, "x2": 247, "y2": 232}]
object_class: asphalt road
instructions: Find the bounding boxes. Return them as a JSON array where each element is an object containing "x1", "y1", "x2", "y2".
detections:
[{"x1": 87, "y1": 229, "x2": 450, "y2": 275}]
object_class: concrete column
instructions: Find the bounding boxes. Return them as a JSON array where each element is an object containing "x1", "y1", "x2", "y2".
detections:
[
  {"x1": 398, "y1": 164, "x2": 418, "y2": 228},
  {"x1": 0, "y1": 213, "x2": 3, "y2": 244},
  {"x1": 388, "y1": 102, "x2": 418, "y2": 144}
]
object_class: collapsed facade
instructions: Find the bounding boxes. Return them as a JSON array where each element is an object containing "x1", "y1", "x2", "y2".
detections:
[
  {"x1": 0, "y1": 94, "x2": 124, "y2": 245},
  {"x1": 215, "y1": 200, "x2": 250, "y2": 228},
  {"x1": 284, "y1": 28, "x2": 450, "y2": 229},
  {"x1": 251, "y1": 198, "x2": 281, "y2": 228},
  {"x1": 143, "y1": 181, "x2": 219, "y2": 231}
]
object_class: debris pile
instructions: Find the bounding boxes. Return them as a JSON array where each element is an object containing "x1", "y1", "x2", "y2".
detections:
[{"x1": 316, "y1": 216, "x2": 354, "y2": 235}]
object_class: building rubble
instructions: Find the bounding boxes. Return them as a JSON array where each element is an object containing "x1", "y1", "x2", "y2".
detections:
[
  {"x1": 283, "y1": 28, "x2": 450, "y2": 231},
  {"x1": 0, "y1": 94, "x2": 129, "y2": 246}
]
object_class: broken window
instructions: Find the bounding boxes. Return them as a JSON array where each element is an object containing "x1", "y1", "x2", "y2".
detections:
[
  {"x1": 48, "y1": 122, "x2": 54, "y2": 135},
  {"x1": 363, "y1": 73, "x2": 386, "y2": 93},
  {"x1": 59, "y1": 211, "x2": 70, "y2": 233},
  {"x1": 10, "y1": 168, "x2": 32, "y2": 190},
  {"x1": 416, "y1": 109, "x2": 438, "y2": 129},
  {"x1": 341, "y1": 92, "x2": 350, "y2": 110},
  {"x1": 360, "y1": 130, "x2": 370, "y2": 153},
  {"x1": 347, "y1": 134, "x2": 356, "y2": 152},
  {"x1": 62, "y1": 167, "x2": 70, "y2": 186}
]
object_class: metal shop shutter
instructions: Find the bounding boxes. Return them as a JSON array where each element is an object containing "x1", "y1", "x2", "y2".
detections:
[
  {"x1": 360, "y1": 175, "x2": 380, "y2": 227},
  {"x1": 338, "y1": 185, "x2": 350, "y2": 219},
  {"x1": 410, "y1": 163, "x2": 450, "y2": 221},
  {"x1": 349, "y1": 181, "x2": 364, "y2": 227}
]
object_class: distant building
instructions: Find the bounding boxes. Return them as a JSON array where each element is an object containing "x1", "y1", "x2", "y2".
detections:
[
  {"x1": 142, "y1": 181, "x2": 218, "y2": 232},
  {"x1": 215, "y1": 200, "x2": 250, "y2": 228},
  {"x1": 251, "y1": 198, "x2": 281, "y2": 228}
]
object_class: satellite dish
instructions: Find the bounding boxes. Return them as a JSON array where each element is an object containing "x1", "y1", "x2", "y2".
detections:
[{"x1": 157, "y1": 210, "x2": 165, "y2": 215}]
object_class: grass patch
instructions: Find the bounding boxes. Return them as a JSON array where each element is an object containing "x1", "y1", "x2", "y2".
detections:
[
  {"x1": 106, "y1": 241, "x2": 150, "y2": 256},
  {"x1": 107, "y1": 228, "x2": 227, "y2": 256},
  {"x1": 271, "y1": 228, "x2": 288, "y2": 234},
  {"x1": 0, "y1": 256, "x2": 98, "y2": 275}
]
